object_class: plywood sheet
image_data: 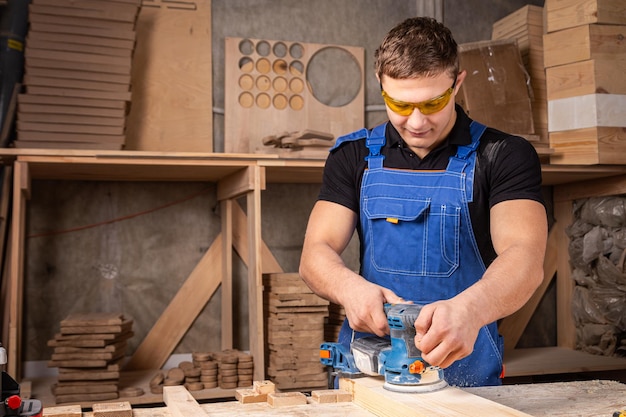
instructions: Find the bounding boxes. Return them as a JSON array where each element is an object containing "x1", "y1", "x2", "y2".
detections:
[
  {"x1": 224, "y1": 37, "x2": 364, "y2": 158},
  {"x1": 125, "y1": 0, "x2": 213, "y2": 152}
]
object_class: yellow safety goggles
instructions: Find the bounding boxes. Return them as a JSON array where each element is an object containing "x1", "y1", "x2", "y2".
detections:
[{"x1": 381, "y1": 79, "x2": 457, "y2": 116}]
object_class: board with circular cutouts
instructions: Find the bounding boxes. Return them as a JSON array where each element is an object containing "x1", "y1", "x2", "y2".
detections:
[{"x1": 224, "y1": 37, "x2": 364, "y2": 158}]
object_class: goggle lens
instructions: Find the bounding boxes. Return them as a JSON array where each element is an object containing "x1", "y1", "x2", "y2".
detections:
[{"x1": 381, "y1": 81, "x2": 456, "y2": 116}]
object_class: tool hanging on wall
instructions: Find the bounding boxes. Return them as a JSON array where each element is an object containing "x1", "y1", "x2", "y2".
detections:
[{"x1": 262, "y1": 129, "x2": 335, "y2": 150}]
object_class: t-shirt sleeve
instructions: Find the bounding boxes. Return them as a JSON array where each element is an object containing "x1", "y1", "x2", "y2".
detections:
[
  {"x1": 317, "y1": 142, "x2": 361, "y2": 213},
  {"x1": 487, "y1": 135, "x2": 545, "y2": 209}
]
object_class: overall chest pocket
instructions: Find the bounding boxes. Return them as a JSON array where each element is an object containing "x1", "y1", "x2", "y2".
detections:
[{"x1": 363, "y1": 197, "x2": 460, "y2": 277}]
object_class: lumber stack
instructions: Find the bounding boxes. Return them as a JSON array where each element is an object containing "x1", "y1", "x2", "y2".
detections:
[
  {"x1": 47, "y1": 313, "x2": 134, "y2": 404},
  {"x1": 263, "y1": 273, "x2": 329, "y2": 391},
  {"x1": 325, "y1": 302, "x2": 346, "y2": 343},
  {"x1": 16, "y1": 0, "x2": 141, "y2": 150},
  {"x1": 492, "y1": 5, "x2": 549, "y2": 154},
  {"x1": 543, "y1": 0, "x2": 626, "y2": 164}
]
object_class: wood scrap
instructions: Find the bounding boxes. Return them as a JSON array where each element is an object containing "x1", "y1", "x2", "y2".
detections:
[
  {"x1": 263, "y1": 272, "x2": 329, "y2": 391},
  {"x1": 47, "y1": 313, "x2": 134, "y2": 404}
]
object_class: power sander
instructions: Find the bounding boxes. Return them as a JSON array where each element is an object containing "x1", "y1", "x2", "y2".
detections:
[{"x1": 320, "y1": 303, "x2": 448, "y2": 393}]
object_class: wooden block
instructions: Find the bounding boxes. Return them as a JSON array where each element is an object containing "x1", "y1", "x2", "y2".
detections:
[
  {"x1": 267, "y1": 392, "x2": 308, "y2": 407},
  {"x1": 253, "y1": 380, "x2": 275, "y2": 394},
  {"x1": 29, "y1": 3, "x2": 139, "y2": 23},
  {"x1": 546, "y1": 58, "x2": 626, "y2": 100},
  {"x1": 336, "y1": 389, "x2": 353, "y2": 402},
  {"x1": 162, "y1": 386, "x2": 207, "y2": 417},
  {"x1": 549, "y1": 126, "x2": 626, "y2": 164},
  {"x1": 311, "y1": 389, "x2": 339, "y2": 403},
  {"x1": 25, "y1": 86, "x2": 131, "y2": 101},
  {"x1": 544, "y1": 24, "x2": 626, "y2": 68},
  {"x1": 548, "y1": 94, "x2": 626, "y2": 131},
  {"x1": 92, "y1": 401, "x2": 132, "y2": 417},
  {"x1": 545, "y1": 0, "x2": 626, "y2": 33},
  {"x1": 234, "y1": 388, "x2": 267, "y2": 404},
  {"x1": 28, "y1": 11, "x2": 136, "y2": 32},
  {"x1": 18, "y1": 93, "x2": 127, "y2": 109},
  {"x1": 42, "y1": 404, "x2": 82, "y2": 417},
  {"x1": 26, "y1": 30, "x2": 135, "y2": 50},
  {"x1": 17, "y1": 121, "x2": 124, "y2": 136}
]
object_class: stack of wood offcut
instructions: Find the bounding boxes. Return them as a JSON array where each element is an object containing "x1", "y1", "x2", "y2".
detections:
[
  {"x1": 263, "y1": 273, "x2": 329, "y2": 391},
  {"x1": 47, "y1": 313, "x2": 134, "y2": 404},
  {"x1": 325, "y1": 302, "x2": 346, "y2": 343},
  {"x1": 16, "y1": 0, "x2": 141, "y2": 150},
  {"x1": 492, "y1": 5, "x2": 549, "y2": 156},
  {"x1": 542, "y1": 0, "x2": 626, "y2": 165}
]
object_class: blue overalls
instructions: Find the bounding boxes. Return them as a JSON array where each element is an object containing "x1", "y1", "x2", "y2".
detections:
[{"x1": 334, "y1": 122, "x2": 503, "y2": 387}]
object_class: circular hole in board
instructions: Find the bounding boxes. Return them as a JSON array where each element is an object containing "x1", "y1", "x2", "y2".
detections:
[
  {"x1": 306, "y1": 46, "x2": 361, "y2": 107},
  {"x1": 239, "y1": 57, "x2": 254, "y2": 72},
  {"x1": 256, "y1": 58, "x2": 271, "y2": 74},
  {"x1": 289, "y1": 95, "x2": 304, "y2": 111},
  {"x1": 238, "y1": 74, "x2": 254, "y2": 90},
  {"x1": 273, "y1": 94, "x2": 288, "y2": 110},
  {"x1": 256, "y1": 75, "x2": 271, "y2": 91},
  {"x1": 256, "y1": 93, "x2": 271, "y2": 109},
  {"x1": 273, "y1": 59, "x2": 288, "y2": 75},
  {"x1": 289, "y1": 78, "x2": 304, "y2": 94},
  {"x1": 289, "y1": 60, "x2": 304, "y2": 76},
  {"x1": 273, "y1": 42, "x2": 287, "y2": 58},
  {"x1": 239, "y1": 92, "x2": 254, "y2": 108},
  {"x1": 289, "y1": 43, "x2": 304, "y2": 59},
  {"x1": 273, "y1": 76, "x2": 288, "y2": 93},
  {"x1": 256, "y1": 40, "x2": 271, "y2": 56},
  {"x1": 239, "y1": 39, "x2": 254, "y2": 55}
]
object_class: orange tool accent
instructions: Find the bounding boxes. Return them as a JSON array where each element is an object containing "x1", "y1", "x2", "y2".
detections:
[
  {"x1": 408, "y1": 360, "x2": 425, "y2": 374},
  {"x1": 320, "y1": 350, "x2": 331, "y2": 359}
]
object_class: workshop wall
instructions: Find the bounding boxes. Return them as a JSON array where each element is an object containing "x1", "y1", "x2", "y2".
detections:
[{"x1": 23, "y1": 0, "x2": 544, "y2": 363}]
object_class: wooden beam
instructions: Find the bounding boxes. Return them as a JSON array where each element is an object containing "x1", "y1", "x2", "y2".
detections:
[
  {"x1": 554, "y1": 201, "x2": 576, "y2": 348},
  {"x1": 221, "y1": 199, "x2": 233, "y2": 351},
  {"x1": 339, "y1": 377, "x2": 532, "y2": 417},
  {"x1": 163, "y1": 386, "x2": 208, "y2": 417},
  {"x1": 124, "y1": 234, "x2": 223, "y2": 370},
  {"x1": 499, "y1": 227, "x2": 558, "y2": 351},
  {"x1": 217, "y1": 165, "x2": 266, "y2": 201},
  {"x1": 8, "y1": 161, "x2": 29, "y2": 378},
  {"x1": 231, "y1": 200, "x2": 283, "y2": 274}
]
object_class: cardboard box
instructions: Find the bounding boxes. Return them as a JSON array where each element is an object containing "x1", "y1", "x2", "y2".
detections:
[
  {"x1": 456, "y1": 39, "x2": 534, "y2": 135},
  {"x1": 545, "y1": 0, "x2": 626, "y2": 33}
]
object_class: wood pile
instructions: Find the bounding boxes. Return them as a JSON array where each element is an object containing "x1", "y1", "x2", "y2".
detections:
[
  {"x1": 492, "y1": 5, "x2": 549, "y2": 153},
  {"x1": 263, "y1": 273, "x2": 329, "y2": 391},
  {"x1": 16, "y1": 0, "x2": 141, "y2": 150},
  {"x1": 47, "y1": 312, "x2": 134, "y2": 404},
  {"x1": 148, "y1": 349, "x2": 254, "y2": 394},
  {"x1": 325, "y1": 302, "x2": 346, "y2": 343},
  {"x1": 542, "y1": 0, "x2": 626, "y2": 164}
]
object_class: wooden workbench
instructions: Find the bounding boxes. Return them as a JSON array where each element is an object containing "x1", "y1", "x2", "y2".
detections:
[{"x1": 51, "y1": 379, "x2": 625, "y2": 417}]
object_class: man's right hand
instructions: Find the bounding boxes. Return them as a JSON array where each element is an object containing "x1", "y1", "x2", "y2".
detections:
[{"x1": 339, "y1": 279, "x2": 405, "y2": 337}]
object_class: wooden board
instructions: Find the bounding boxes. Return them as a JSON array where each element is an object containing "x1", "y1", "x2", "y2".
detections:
[
  {"x1": 124, "y1": 0, "x2": 212, "y2": 152},
  {"x1": 544, "y1": 0, "x2": 626, "y2": 33},
  {"x1": 339, "y1": 377, "x2": 533, "y2": 417},
  {"x1": 546, "y1": 58, "x2": 626, "y2": 100},
  {"x1": 224, "y1": 37, "x2": 364, "y2": 158},
  {"x1": 549, "y1": 126, "x2": 626, "y2": 165},
  {"x1": 543, "y1": 24, "x2": 626, "y2": 68}
]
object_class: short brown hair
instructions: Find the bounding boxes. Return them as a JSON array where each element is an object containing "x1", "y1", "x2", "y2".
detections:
[{"x1": 375, "y1": 17, "x2": 459, "y2": 81}]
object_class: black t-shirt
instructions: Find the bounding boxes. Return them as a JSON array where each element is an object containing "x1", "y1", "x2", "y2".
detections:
[{"x1": 318, "y1": 105, "x2": 545, "y2": 268}]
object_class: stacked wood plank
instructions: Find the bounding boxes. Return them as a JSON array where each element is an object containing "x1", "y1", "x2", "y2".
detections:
[
  {"x1": 263, "y1": 273, "x2": 329, "y2": 391},
  {"x1": 492, "y1": 5, "x2": 549, "y2": 154},
  {"x1": 47, "y1": 313, "x2": 133, "y2": 404},
  {"x1": 325, "y1": 302, "x2": 346, "y2": 343},
  {"x1": 543, "y1": 0, "x2": 626, "y2": 164},
  {"x1": 16, "y1": 0, "x2": 141, "y2": 150}
]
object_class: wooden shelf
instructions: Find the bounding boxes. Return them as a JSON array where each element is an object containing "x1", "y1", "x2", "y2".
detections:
[{"x1": 504, "y1": 347, "x2": 626, "y2": 377}]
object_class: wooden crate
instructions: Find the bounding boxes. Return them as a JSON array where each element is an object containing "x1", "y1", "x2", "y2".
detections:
[
  {"x1": 549, "y1": 126, "x2": 626, "y2": 165},
  {"x1": 544, "y1": 24, "x2": 626, "y2": 68},
  {"x1": 546, "y1": 57, "x2": 626, "y2": 100},
  {"x1": 545, "y1": 0, "x2": 626, "y2": 33}
]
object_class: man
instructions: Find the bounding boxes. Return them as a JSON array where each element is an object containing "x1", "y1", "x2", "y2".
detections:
[{"x1": 299, "y1": 17, "x2": 547, "y2": 386}]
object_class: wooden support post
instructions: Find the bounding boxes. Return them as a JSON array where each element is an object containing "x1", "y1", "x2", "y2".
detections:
[
  {"x1": 8, "y1": 160, "x2": 29, "y2": 378},
  {"x1": 220, "y1": 198, "x2": 233, "y2": 351}
]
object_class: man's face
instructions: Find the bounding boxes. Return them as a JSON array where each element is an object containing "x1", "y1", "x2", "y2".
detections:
[{"x1": 379, "y1": 71, "x2": 464, "y2": 159}]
